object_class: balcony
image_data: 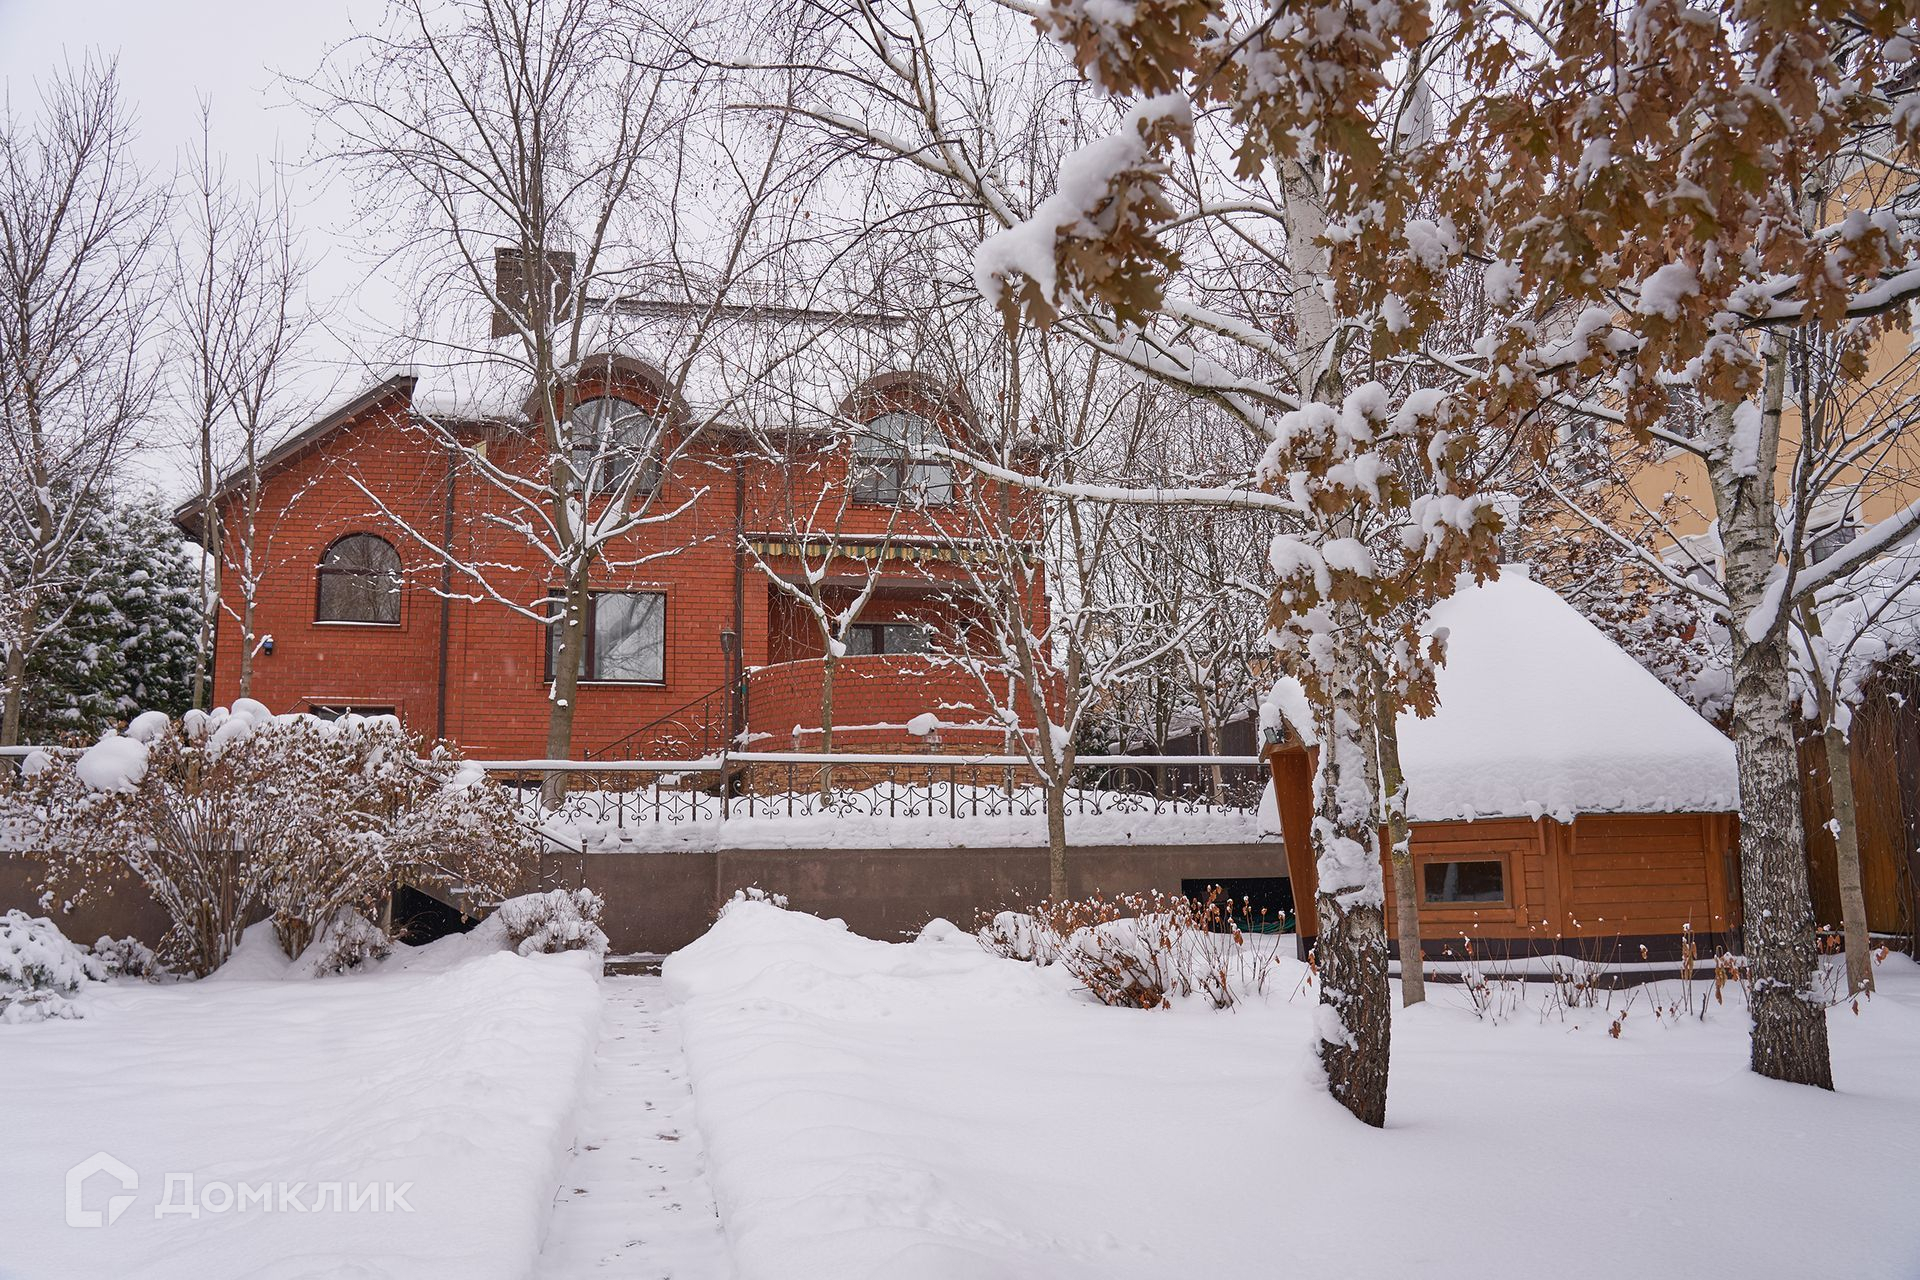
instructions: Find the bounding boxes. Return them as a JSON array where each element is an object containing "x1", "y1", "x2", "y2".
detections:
[{"x1": 743, "y1": 653, "x2": 1009, "y2": 752}]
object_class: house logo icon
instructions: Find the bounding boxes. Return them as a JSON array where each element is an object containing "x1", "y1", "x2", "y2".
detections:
[{"x1": 65, "y1": 1152, "x2": 137, "y2": 1228}]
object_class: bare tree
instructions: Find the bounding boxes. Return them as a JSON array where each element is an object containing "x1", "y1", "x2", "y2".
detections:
[
  {"x1": 172, "y1": 108, "x2": 315, "y2": 703},
  {"x1": 300, "y1": 0, "x2": 827, "y2": 796},
  {"x1": 925, "y1": 324, "x2": 1203, "y2": 902},
  {"x1": 0, "y1": 61, "x2": 162, "y2": 745}
]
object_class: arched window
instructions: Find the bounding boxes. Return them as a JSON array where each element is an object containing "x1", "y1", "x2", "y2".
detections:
[
  {"x1": 853, "y1": 411, "x2": 953, "y2": 506},
  {"x1": 567, "y1": 396, "x2": 660, "y2": 493},
  {"x1": 316, "y1": 534, "x2": 402, "y2": 624}
]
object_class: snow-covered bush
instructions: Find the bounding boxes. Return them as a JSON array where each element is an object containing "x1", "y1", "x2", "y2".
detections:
[
  {"x1": 981, "y1": 890, "x2": 1280, "y2": 1010},
  {"x1": 720, "y1": 885, "x2": 789, "y2": 917},
  {"x1": 90, "y1": 935, "x2": 161, "y2": 980},
  {"x1": 1, "y1": 909, "x2": 105, "y2": 1023},
  {"x1": 498, "y1": 889, "x2": 608, "y2": 957},
  {"x1": 13, "y1": 704, "x2": 538, "y2": 975},
  {"x1": 291, "y1": 907, "x2": 394, "y2": 977},
  {"x1": 979, "y1": 910, "x2": 1057, "y2": 965}
]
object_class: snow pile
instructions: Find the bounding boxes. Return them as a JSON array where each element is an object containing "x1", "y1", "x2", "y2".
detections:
[
  {"x1": 1270, "y1": 568, "x2": 1739, "y2": 821},
  {"x1": 0, "y1": 937, "x2": 602, "y2": 1279},
  {"x1": 74, "y1": 732, "x2": 149, "y2": 793},
  {"x1": 668, "y1": 902, "x2": 1920, "y2": 1280},
  {"x1": 0, "y1": 909, "x2": 105, "y2": 1023}
]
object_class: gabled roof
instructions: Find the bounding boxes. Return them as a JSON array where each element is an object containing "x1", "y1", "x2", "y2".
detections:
[
  {"x1": 172, "y1": 372, "x2": 420, "y2": 542},
  {"x1": 1265, "y1": 567, "x2": 1740, "y2": 822},
  {"x1": 172, "y1": 301, "x2": 970, "y2": 543}
]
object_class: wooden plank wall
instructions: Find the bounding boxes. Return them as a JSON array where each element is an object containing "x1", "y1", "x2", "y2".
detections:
[
  {"x1": 1267, "y1": 743, "x2": 1740, "y2": 952},
  {"x1": 1564, "y1": 813, "x2": 1732, "y2": 941},
  {"x1": 1799, "y1": 666, "x2": 1920, "y2": 938}
]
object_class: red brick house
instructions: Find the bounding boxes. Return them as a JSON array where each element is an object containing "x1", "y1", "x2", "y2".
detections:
[{"x1": 179, "y1": 310, "x2": 1045, "y2": 760}]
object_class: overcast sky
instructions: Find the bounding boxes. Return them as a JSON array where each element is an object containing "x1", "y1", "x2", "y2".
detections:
[{"x1": 0, "y1": 0, "x2": 400, "y2": 499}]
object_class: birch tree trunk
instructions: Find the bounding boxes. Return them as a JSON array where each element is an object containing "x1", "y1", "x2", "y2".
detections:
[
  {"x1": 238, "y1": 595, "x2": 257, "y2": 698},
  {"x1": 542, "y1": 576, "x2": 588, "y2": 806},
  {"x1": 1375, "y1": 705, "x2": 1424, "y2": 1005},
  {"x1": 1798, "y1": 606, "x2": 1874, "y2": 997},
  {"x1": 1706, "y1": 382, "x2": 1834, "y2": 1088},
  {"x1": 1823, "y1": 722, "x2": 1873, "y2": 996},
  {"x1": 1311, "y1": 662, "x2": 1392, "y2": 1127}
]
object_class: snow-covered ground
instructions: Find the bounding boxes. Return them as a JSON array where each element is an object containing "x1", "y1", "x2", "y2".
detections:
[
  {"x1": 667, "y1": 902, "x2": 1920, "y2": 1280},
  {"x1": 10, "y1": 900, "x2": 1918, "y2": 1279},
  {"x1": 0, "y1": 925, "x2": 601, "y2": 1280}
]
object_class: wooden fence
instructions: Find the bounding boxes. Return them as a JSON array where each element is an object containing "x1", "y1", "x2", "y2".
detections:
[{"x1": 1799, "y1": 666, "x2": 1920, "y2": 943}]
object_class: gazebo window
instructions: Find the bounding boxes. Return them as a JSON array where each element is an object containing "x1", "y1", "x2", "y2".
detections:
[
  {"x1": 853, "y1": 412, "x2": 953, "y2": 506},
  {"x1": 316, "y1": 534, "x2": 402, "y2": 624},
  {"x1": 1422, "y1": 858, "x2": 1506, "y2": 905},
  {"x1": 567, "y1": 396, "x2": 661, "y2": 493}
]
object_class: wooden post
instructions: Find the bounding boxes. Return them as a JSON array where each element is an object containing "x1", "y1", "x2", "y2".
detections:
[{"x1": 1264, "y1": 740, "x2": 1321, "y2": 955}]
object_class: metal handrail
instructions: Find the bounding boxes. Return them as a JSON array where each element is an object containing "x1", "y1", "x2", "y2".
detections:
[{"x1": 582, "y1": 677, "x2": 741, "y2": 761}]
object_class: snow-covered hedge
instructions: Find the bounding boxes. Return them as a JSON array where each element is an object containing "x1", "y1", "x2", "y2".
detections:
[
  {"x1": 90, "y1": 934, "x2": 161, "y2": 980},
  {"x1": 290, "y1": 908, "x2": 396, "y2": 978},
  {"x1": 497, "y1": 889, "x2": 608, "y2": 957},
  {"x1": 981, "y1": 891, "x2": 1282, "y2": 1010},
  {"x1": 13, "y1": 703, "x2": 538, "y2": 976},
  {"x1": 1, "y1": 909, "x2": 105, "y2": 1023}
]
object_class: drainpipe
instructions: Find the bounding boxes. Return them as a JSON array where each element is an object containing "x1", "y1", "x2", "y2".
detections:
[
  {"x1": 732, "y1": 457, "x2": 747, "y2": 742},
  {"x1": 435, "y1": 441, "x2": 458, "y2": 742}
]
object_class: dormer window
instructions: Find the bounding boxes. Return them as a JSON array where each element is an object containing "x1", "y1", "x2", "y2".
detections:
[
  {"x1": 567, "y1": 395, "x2": 661, "y2": 493},
  {"x1": 853, "y1": 412, "x2": 954, "y2": 506}
]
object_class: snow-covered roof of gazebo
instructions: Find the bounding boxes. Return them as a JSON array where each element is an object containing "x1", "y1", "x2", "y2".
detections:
[{"x1": 1264, "y1": 566, "x2": 1739, "y2": 824}]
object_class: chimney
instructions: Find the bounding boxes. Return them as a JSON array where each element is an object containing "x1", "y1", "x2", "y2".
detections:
[{"x1": 491, "y1": 246, "x2": 577, "y2": 339}]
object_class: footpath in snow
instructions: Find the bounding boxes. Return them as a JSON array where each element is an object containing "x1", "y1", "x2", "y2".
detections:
[{"x1": 537, "y1": 975, "x2": 732, "y2": 1279}]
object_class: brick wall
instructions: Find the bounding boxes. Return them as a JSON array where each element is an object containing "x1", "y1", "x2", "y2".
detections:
[
  {"x1": 744, "y1": 654, "x2": 1010, "y2": 751},
  {"x1": 205, "y1": 370, "x2": 1052, "y2": 761}
]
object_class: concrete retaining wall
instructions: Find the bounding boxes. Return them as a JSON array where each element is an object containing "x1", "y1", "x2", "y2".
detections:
[
  {"x1": 537, "y1": 842, "x2": 1288, "y2": 952},
  {"x1": 5, "y1": 844, "x2": 1288, "y2": 957}
]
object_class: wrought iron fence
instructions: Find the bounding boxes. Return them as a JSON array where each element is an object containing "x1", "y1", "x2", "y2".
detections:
[{"x1": 479, "y1": 751, "x2": 1266, "y2": 832}]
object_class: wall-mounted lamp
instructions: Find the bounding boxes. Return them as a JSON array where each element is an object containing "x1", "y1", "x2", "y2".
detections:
[{"x1": 260, "y1": 636, "x2": 275, "y2": 657}]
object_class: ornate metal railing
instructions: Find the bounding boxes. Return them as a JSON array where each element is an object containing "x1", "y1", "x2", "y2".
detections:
[{"x1": 478, "y1": 751, "x2": 1266, "y2": 833}]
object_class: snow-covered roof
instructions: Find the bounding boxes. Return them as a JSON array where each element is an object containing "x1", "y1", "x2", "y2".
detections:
[
  {"x1": 406, "y1": 303, "x2": 945, "y2": 431},
  {"x1": 1266, "y1": 567, "x2": 1739, "y2": 823}
]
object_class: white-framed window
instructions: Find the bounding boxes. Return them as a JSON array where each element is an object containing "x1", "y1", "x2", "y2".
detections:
[
  {"x1": 852, "y1": 412, "x2": 954, "y2": 505},
  {"x1": 546, "y1": 591, "x2": 667, "y2": 683},
  {"x1": 567, "y1": 396, "x2": 661, "y2": 493}
]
